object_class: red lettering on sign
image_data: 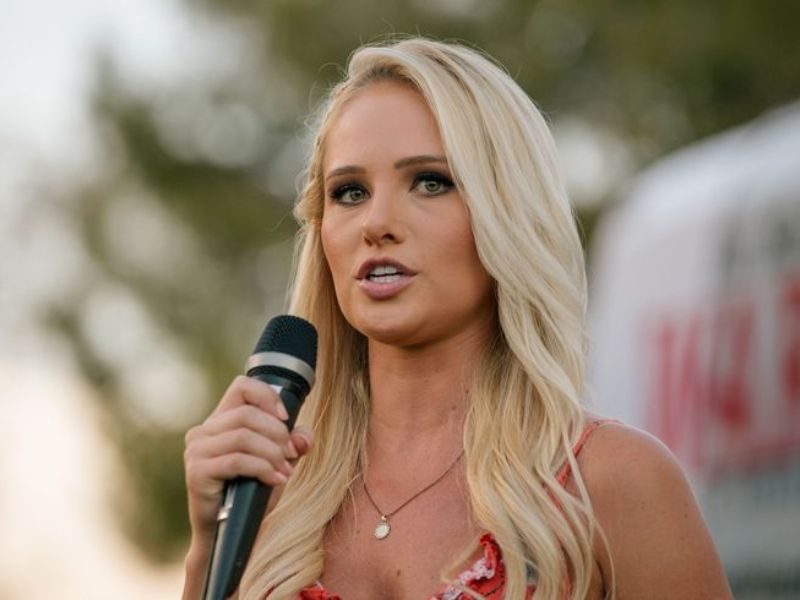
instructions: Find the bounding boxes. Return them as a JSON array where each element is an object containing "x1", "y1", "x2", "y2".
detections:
[
  {"x1": 649, "y1": 315, "x2": 705, "y2": 469},
  {"x1": 781, "y1": 277, "x2": 800, "y2": 408},
  {"x1": 643, "y1": 275, "x2": 800, "y2": 474},
  {"x1": 709, "y1": 302, "x2": 754, "y2": 432}
]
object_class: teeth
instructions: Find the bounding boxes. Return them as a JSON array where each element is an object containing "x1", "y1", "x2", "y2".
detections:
[
  {"x1": 370, "y1": 265, "x2": 399, "y2": 276},
  {"x1": 369, "y1": 274, "x2": 401, "y2": 283},
  {"x1": 367, "y1": 264, "x2": 403, "y2": 284}
]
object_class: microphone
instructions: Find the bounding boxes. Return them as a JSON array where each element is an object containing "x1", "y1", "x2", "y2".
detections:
[{"x1": 203, "y1": 315, "x2": 318, "y2": 600}]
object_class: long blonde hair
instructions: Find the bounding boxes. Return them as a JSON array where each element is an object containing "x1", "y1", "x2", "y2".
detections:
[{"x1": 241, "y1": 37, "x2": 601, "y2": 599}]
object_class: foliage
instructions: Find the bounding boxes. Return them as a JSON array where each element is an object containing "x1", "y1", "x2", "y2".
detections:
[{"x1": 45, "y1": 0, "x2": 799, "y2": 562}]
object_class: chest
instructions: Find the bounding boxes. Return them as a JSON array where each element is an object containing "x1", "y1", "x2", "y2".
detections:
[
  {"x1": 314, "y1": 470, "x2": 607, "y2": 599},
  {"x1": 318, "y1": 474, "x2": 482, "y2": 599}
]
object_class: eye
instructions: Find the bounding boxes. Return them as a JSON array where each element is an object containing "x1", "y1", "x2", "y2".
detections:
[
  {"x1": 330, "y1": 183, "x2": 369, "y2": 205},
  {"x1": 411, "y1": 172, "x2": 454, "y2": 197}
]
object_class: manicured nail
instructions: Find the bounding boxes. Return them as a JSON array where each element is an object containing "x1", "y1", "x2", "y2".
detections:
[{"x1": 277, "y1": 402, "x2": 289, "y2": 420}]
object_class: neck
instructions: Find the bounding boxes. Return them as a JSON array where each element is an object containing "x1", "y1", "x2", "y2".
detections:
[{"x1": 365, "y1": 320, "x2": 494, "y2": 457}]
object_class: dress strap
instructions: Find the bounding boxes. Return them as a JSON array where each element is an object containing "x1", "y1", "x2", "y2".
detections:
[{"x1": 556, "y1": 419, "x2": 620, "y2": 487}]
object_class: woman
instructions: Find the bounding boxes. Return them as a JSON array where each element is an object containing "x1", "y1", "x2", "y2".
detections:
[{"x1": 183, "y1": 38, "x2": 731, "y2": 599}]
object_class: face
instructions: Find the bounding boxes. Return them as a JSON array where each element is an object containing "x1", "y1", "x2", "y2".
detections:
[{"x1": 320, "y1": 80, "x2": 495, "y2": 348}]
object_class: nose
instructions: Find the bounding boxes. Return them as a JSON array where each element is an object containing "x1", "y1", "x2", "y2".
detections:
[{"x1": 361, "y1": 187, "x2": 405, "y2": 246}]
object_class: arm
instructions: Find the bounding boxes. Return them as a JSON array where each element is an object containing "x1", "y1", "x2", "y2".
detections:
[{"x1": 579, "y1": 423, "x2": 732, "y2": 599}]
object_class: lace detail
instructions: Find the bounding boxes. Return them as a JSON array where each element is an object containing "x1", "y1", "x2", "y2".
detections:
[
  {"x1": 299, "y1": 582, "x2": 340, "y2": 600},
  {"x1": 433, "y1": 533, "x2": 508, "y2": 600}
]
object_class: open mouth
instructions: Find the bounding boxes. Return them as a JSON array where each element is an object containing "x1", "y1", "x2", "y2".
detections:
[
  {"x1": 366, "y1": 265, "x2": 404, "y2": 283},
  {"x1": 356, "y1": 259, "x2": 416, "y2": 299}
]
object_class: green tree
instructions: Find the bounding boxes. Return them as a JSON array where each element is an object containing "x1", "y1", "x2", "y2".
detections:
[{"x1": 46, "y1": 0, "x2": 799, "y2": 562}]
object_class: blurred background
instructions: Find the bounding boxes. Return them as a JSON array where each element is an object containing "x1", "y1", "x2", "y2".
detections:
[{"x1": 1, "y1": 0, "x2": 798, "y2": 598}]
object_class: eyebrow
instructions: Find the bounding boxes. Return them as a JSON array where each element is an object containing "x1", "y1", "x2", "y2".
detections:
[{"x1": 324, "y1": 155, "x2": 448, "y2": 181}]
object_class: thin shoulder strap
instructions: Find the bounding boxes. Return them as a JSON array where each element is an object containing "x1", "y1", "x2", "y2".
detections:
[{"x1": 556, "y1": 419, "x2": 620, "y2": 487}]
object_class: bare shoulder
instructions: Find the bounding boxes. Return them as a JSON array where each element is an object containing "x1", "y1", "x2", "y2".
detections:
[
  {"x1": 573, "y1": 418, "x2": 732, "y2": 599},
  {"x1": 571, "y1": 420, "x2": 693, "y2": 550},
  {"x1": 575, "y1": 418, "x2": 684, "y2": 493}
]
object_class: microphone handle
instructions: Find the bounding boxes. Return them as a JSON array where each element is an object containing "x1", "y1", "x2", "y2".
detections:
[{"x1": 202, "y1": 373, "x2": 304, "y2": 600}]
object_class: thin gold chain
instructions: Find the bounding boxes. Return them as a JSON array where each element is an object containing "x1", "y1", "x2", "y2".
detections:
[{"x1": 362, "y1": 449, "x2": 465, "y2": 519}]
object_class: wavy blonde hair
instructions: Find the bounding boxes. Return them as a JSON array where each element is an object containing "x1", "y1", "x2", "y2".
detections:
[{"x1": 240, "y1": 37, "x2": 603, "y2": 599}]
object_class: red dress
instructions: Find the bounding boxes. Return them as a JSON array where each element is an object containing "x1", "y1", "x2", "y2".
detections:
[{"x1": 295, "y1": 419, "x2": 614, "y2": 600}]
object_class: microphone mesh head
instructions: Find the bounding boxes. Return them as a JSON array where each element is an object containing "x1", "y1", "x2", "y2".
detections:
[{"x1": 253, "y1": 315, "x2": 318, "y2": 369}]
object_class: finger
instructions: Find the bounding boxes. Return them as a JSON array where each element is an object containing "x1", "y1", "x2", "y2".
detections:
[
  {"x1": 286, "y1": 439, "x2": 299, "y2": 460},
  {"x1": 202, "y1": 405, "x2": 290, "y2": 447},
  {"x1": 206, "y1": 453, "x2": 289, "y2": 486},
  {"x1": 212, "y1": 375, "x2": 289, "y2": 421},
  {"x1": 196, "y1": 428, "x2": 294, "y2": 477},
  {"x1": 290, "y1": 426, "x2": 314, "y2": 456}
]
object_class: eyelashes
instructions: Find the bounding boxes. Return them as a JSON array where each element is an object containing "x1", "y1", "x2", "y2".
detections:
[
  {"x1": 329, "y1": 183, "x2": 368, "y2": 205},
  {"x1": 328, "y1": 171, "x2": 455, "y2": 205},
  {"x1": 411, "y1": 172, "x2": 454, "y2": 196}
]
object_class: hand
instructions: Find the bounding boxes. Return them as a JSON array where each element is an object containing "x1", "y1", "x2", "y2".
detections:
[{"x1": 183, "y1": 375, "x2": 314, "y2": 541}]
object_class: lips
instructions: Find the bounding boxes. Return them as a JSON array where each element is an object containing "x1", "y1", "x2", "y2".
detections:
[{"x1": 355, "y1": 257, "x2": 417, "y2": 300}]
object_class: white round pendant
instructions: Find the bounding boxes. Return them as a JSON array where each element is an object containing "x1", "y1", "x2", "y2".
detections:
[{"x1": 374, "y1": 520, "x2": 391, "y2": 540}]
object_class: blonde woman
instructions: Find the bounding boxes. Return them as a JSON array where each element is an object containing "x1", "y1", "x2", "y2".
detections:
[{"x1": 182, "y1": 38, "x2": 731, "y2": 599}]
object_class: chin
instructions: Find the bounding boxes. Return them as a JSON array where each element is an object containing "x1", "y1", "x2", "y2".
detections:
[
  {"x1": 348, "y1": 310, "x2": 426, "y2": 347},
  {"x1": 356, "y1": 321, "x2": 420, "y2": 347}
]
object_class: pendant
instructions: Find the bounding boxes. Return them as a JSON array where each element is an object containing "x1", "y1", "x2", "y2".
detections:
[{"x1": 374, "y1": 516, "x2": 391, "y2": 540}]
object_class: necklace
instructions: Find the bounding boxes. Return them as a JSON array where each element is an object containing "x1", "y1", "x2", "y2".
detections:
[{"x1": 361, "y1": 449, "x2": 465, "y2": 540}]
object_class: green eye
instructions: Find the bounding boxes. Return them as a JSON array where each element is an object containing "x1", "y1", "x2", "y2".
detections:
[
  {"x1": 331, "y1": 184, "x2": 368, "y2": 205},
  {"x1": 413, "y1": 172, "x2": 454, "y2": 196},
  {"x1": 423, "y1": 179, "x2": 443, "y2": 193}
]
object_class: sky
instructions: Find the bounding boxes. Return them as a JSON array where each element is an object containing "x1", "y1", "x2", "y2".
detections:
[
  {"x1": 0, "y1": 2, "x2": 622, "y2": 590},
  {"x1": 0, "y1": 0, "x2": 207, "y2": 596},
  {"x1": 4, "y1": 1, "x2": 772, "y2": 596}
]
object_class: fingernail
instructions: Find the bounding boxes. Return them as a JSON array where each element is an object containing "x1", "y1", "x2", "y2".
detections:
[
  {"x1": 277, "y1": 402, "x2": 289, "y2": 421},
  {"x1": 283, "y1": 461, "x2": 294, "y2": 476},
  {"x1": 275, "y1": 472, "x2": 288, "y2": 484}
]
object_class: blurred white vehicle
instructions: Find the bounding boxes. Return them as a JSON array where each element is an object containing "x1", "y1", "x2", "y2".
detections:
[{"x1": 588, "y1": 102, "x2": 800, "y2": 599}]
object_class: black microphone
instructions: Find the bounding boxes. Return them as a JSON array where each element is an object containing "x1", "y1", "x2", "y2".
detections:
[{"x1": 202, "y1": 315, "x2": 318, "y2": 600}]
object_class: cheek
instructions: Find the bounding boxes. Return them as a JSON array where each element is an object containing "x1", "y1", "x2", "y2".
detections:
[
  {"x1": 451, "y1": 214, "x2": 480, "y2": 265},
  {"x1": 320, "y1": 221, "x2": 332, "y2": 264},
  {"x1": 320, "y1": 218, "x2": 341, "y2": 273},
  {"x1": 434, "y1": 220, "x2": 491, "y2": 292},
  {"x1": 320, "y1": 218, "x2": 351, "y2": 304}
]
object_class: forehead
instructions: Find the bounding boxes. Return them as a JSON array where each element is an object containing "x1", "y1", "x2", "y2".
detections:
[{"x1": 323, "y1": 81, "x2": 445, "y2": 170}]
